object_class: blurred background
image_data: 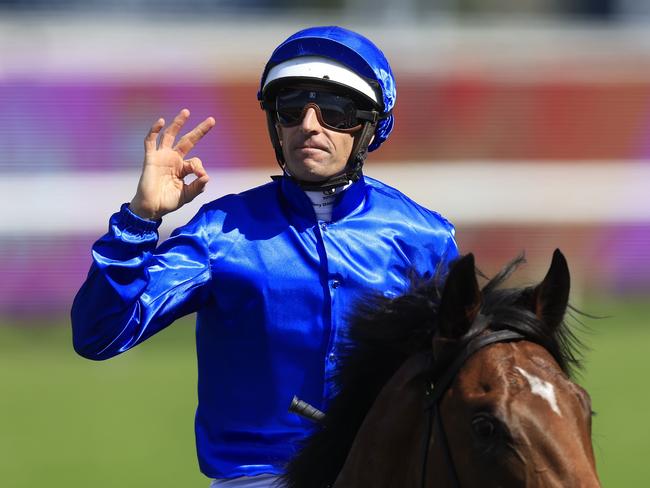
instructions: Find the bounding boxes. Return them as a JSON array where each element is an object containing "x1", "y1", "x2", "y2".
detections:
[{"x1": 1, "y1": 0, "x2": 648, "y2": 486}]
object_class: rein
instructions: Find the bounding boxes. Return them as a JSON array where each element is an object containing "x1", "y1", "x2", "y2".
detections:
[{"x1": 420, "y1": 326, "x2": 525, "y2": 488}]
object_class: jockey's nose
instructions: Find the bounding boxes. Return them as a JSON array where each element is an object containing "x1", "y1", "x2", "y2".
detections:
[{"x1": 300, "y1": 106, "x2": 321, "y2": 132}]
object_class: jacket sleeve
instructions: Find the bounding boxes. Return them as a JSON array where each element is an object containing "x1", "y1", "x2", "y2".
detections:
[{"x1": 71, "y1": 204, "x2": 212, "y2": 360}]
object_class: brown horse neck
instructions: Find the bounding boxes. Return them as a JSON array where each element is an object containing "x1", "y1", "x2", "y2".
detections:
[{"x1": 333, "y1": 352, "x2": 432, "y2": 487}]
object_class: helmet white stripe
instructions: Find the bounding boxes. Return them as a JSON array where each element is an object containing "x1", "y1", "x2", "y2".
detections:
[{"x1": 263, "y1": 56, "x2": 378, "y2": 104}]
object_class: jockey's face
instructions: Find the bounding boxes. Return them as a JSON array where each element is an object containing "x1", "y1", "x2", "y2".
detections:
[{"x1": 276, "y1": 105, "x2": 355, "y2": 182}]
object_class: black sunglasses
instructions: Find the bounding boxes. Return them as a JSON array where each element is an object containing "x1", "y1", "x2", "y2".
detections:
[{"x1": 274, "y1": 89, "x2": 378, "y2": 133}]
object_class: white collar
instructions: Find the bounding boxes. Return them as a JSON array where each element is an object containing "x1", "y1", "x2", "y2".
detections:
[{"x1": 304, "y1": 182, "x2": 352, "y2": 222}]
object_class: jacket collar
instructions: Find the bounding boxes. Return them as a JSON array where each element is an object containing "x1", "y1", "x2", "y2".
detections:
[{"x1": 275, "y1": 174, "x2": 367, "y2": 224}]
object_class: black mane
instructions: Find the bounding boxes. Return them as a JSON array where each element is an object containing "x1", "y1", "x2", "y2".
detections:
[{"x1": 282, "y1": 256, "x2": 585, "y2": 488}]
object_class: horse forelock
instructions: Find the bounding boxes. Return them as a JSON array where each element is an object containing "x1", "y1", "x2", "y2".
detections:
[
  {"x1": 433, "y1": 254, "x2": 585, "y2": 377},
  {"x1": 478, "y1": 285, "x2": 586, "y2": 378}
]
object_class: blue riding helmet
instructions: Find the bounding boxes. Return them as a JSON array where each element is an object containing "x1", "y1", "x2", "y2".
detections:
[
  {"x1": 258, "y1": 27, "x2": 396, "y2": 191},
  {"x1": 259, "y1": 26, "x2": 396, "y2": 153}
]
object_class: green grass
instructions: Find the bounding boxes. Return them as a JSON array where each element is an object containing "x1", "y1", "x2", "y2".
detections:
[
  {"x1": 577, "y1": 296, "x2": 650, "y2": 486},
  {"x1": 0, "y1": 316, "x2": 206, "y2": 488},
  {"x1": 0, "y1": 297, "x2": 648, "y2": 486}
]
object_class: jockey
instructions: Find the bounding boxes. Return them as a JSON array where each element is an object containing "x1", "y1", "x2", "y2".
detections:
[
  {"x1": 71, "y1": 26, "x2": 458, "y2": 488},
  {"x1": 258, "y1": 26, "x2": 395, "y2": 195}
]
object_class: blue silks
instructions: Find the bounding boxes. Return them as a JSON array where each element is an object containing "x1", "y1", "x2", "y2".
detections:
[{"x1": 71, "y1": 175, "x2": 458, "y2": 478}]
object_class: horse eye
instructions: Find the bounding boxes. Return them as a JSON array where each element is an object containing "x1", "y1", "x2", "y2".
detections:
[{"x1": 472, "y1": 414, "x2": 496, "y2": 439}]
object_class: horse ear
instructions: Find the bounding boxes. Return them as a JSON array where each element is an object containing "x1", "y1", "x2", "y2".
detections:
[
  {"x1": 437, "y1": 254, "x2": 482, "y2": 339},
  {"x1": 531, "y1": 249, "x2": 570, "y2": 331}
]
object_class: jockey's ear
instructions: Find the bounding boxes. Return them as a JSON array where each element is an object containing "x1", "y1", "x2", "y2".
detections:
[
  {"x1": 437, "y1": 253, "x2": 481, "y2": 341},
  {"x1": 530, "y1": 249, "x2": 570, "y2": 332}
]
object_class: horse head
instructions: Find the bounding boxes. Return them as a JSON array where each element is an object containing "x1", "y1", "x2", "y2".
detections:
[{"x1": 428, "y1": 249, "x2": 600, "y2": 487}]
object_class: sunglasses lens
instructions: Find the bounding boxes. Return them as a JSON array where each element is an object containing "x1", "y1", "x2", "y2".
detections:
[
  {"x1": 276, "y1": 106, "x2": 304, "y2": 125},
  {"x1": 319, "y1": 100, "x2": 357, "y2": 129},
  {"x1": 276, "y1": 90, "x2": 360, "y2": 130}
]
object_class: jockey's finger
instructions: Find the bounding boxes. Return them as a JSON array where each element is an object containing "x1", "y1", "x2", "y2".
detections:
[
  {"x1": 144, "y1": 117, "x2": 164, "y2": 153},
  {"x1": 180, "y1": 157, "x2": 208, "y2": 179},
  {"x1": 160, "y1": 108, "x2": 190, "y2": 148},
  {"x1": 183, "y1": 174, "x2": 210, "y2": 204},
  {"x1": 174, "y1": 116, "x2": 216, "y2": 157}
]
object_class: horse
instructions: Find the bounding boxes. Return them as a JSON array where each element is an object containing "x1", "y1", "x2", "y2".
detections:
[{"x1": 282, "y1": 249, "x2": 601, "y2": 487}]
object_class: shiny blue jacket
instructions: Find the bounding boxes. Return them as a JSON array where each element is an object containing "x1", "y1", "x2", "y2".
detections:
[{"x1": 71, "y1": 175, "x2": 458, "y2": 479}]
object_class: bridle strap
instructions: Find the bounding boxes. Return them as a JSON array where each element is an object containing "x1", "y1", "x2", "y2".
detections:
[
  {"x1": 420, "y1": 382, "x2": 434, "y2": 488},
  {"x1": 420, "y1": 329, "x2": 525, "y2": 488},
  {"x1": 429, "y1": 329, "x2": 526, "y2": 406},
  {"x1": 433, "y1": 402, "x2": 462, "y2": 488}
]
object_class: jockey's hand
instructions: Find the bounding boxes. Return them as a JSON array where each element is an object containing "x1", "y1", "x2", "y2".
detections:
[{"x1": 129, "y1": 109, "x2": 216, "y2": 220}]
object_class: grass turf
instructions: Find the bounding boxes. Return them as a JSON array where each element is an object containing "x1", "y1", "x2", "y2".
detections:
[
  {"x1": 0, "y1": 296, "x2": 647, "y2": 486},
  {"x1": 0, "y1": 316, "x2": 205, "y2": 487}
]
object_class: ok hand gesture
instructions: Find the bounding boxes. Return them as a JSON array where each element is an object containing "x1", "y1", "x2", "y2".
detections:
[{"x1": 129, "y1": 109, "x2": 216, "y2": 220}]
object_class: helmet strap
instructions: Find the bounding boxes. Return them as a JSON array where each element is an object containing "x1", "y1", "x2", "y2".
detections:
[
  {"x1": 344, "y1": 119, "x2": 377, "y2": 181},
  {"x1": 266, "y1": 111, "x2": 286, "y2": 167}
]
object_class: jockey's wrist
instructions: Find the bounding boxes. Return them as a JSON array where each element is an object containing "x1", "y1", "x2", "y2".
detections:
[{"x1": 128, "y1": 200, "x2": 161, "y2": 221}]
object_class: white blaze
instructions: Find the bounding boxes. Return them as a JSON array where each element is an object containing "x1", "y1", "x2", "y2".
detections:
[{"x1": 515, "y1": 367, "x2": 562, "y2": 416}]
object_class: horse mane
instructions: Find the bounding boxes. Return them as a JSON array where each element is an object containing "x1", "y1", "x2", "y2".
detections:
[{"x1": 282, "y1": 255, "x2": 586, "y2": 488}]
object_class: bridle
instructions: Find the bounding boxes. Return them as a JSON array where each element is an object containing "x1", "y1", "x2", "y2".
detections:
[{"x1": 420, "y1": 322, "x2": 525, "y2": 488}]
